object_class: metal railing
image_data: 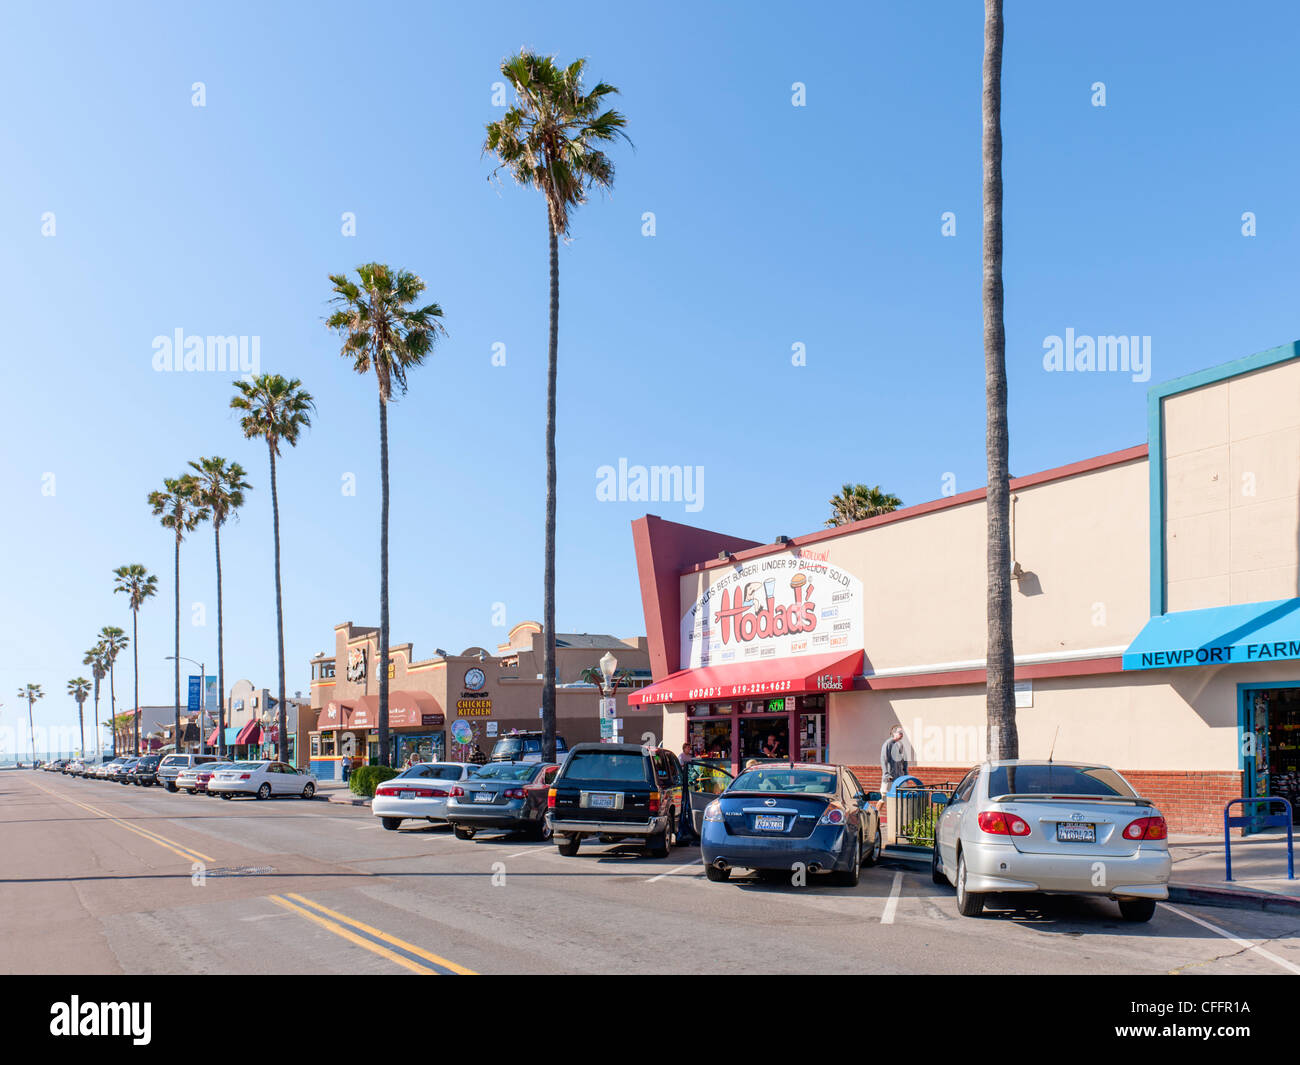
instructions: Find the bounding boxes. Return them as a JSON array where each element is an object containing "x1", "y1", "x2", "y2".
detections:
[{"x1": 890, "y1": 777, "x2": 961, "y2": 848}]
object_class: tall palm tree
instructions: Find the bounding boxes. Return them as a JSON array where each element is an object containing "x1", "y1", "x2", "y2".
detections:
[
  {"x1": 112, "y1": 564, "x2": 158, "y2": 755},
  {"x1": 17, "y1": 684, "x2": 43, "y2": 762},
  {"x1": 82, "y1": 642, "x2": 109, "y2": 761},
  {"x1": 188, "y1": 457, "x2": 251, "y2": 760},
  {"x1": 982, "y1": 0, "x2": 1017, "y2": 759},
  {"x1": 149, "y1": 477, "x2": 208, "y2": 758},
  {"x1": 231, "y1": 374, "x2": 314, "y2": 766},
  {"x1": 328, "y1": 266, "x2": 444, "y2": 768},
  {"x1": 98, "y1": 626, "x2": 128, "y2": 757},
  {"x1": 485, "y1": 50, "x2": 629, "y2": 763},
  {"x1": 825, "y1": 484, "x2": 903, "y2": 527},
  {"x1": 68, "y1": 678, "x2": 91, "y2": 757}
]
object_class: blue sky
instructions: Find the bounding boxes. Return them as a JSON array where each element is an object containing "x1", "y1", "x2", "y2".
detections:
[{"x1": 2, "y1": 1, "x2": 1298, "y2": 753}]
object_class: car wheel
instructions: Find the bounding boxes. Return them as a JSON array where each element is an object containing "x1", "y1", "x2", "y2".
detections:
[
  {"x1": 705, "y1": 864, "x2": 731, "y2": 882},
  {"x1": 931, "y1": 840, "x2": 947, "y2": 884},
  {"x1": 955, "y1": 851, "x2": 985, "y2": 917},
  {"x1": 381, "y1": 818, "x2": 402, "y2": 831},
  {"x1": 556, "y1": 834, "x2": 581, "y2": 857},
  {"x1": 256, "y1": 783, "x2": 271, "y2": 800},
  {"x1": 165, "y1": 783, "x2": 177, "y2": 793},
  {"x1": 453, "y1": 826, "x2": 476, "y2": 840},
  {"x1": 863, "y1": 824, "x2": 882, "y2": 867},
  {"x1": 301, "y1": 782, "x2": 315, "y2": 800},
  {"x1": 832, "y1": 833, "x2": 861, "y2": 887},
  {"x1": 648, "y1": 812, "x2": 675, "y2": 858},
  {"x1": 1118, "y1": 898, "x2": 1157, "y2": 923},
  {"x1": 535, "y1": 814, "x2": 553, "y2": 842},
  {"x1": 220, "y1": 793, "x2": 232, "y2": 800}
]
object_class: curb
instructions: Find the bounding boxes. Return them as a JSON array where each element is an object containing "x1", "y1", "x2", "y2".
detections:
[
  {"x1": 1167, "y1": 884, "x2": 1300, "y2": 915},
  {"x1": 325, "y1": 793, "x2": 370, "y2": 807}
]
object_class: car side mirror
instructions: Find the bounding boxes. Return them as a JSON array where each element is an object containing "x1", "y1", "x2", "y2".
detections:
[{"x1": 931, "y1": 792, "x2": 949, "y2": 806}]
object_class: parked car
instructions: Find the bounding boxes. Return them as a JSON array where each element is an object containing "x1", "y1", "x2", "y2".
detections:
[
  {"x1": 157, "y1": 753, "x2": 220, "y2": 792},
  {"x1": 548, "y1": 742, "x2": 684, "y2": 858},
  {"x1": 126, "y1": 755, "x2": 162, "y2": 786},
  {"x1": 445, "y1": 762, "x2": 559, "y2": 840},
  {"x1": 176, "y1": 761, "x2": 233, "y2": 794},
  {"x1": 699, "y1": 762, "x2": 881, "y2": 887},
  {"x1": 932, "y1": 760, "x2": 1172, "y2": 922},
  {"x1": 372, "y1": 762, "x2": 478, "y2": 830},
  {"x1": 109, "y1": 757, "x2": 140, "y2": 782},
  {"x1": 64, "y1": 759, "x2": 86, "y2": 776},
  {"x1": 208, "y1": 760, "x2": 317, "y2": 800},
  {"x1": 91, "y1": 758, "x2": 124, "y2": 779},
  {"x1": 490, "y1": 731, "x2": 567, "y2": 763}
]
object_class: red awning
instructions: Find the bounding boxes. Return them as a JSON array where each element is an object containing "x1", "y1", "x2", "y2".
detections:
[
  {"x1": 354, "y1": 690, "x2": 444, "y2": 729},
  {"x1": 235, "y1": 720, "x2": 263, "y2": 745},
  {"x1": 628, "y1": 650, "x2": 864, "y2": 706},
  {"x1": 207, "y1": 728, "x2": 221, "y2": 747}
]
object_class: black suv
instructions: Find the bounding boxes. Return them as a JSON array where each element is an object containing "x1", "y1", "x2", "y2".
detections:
[
  {"x1": 549, "y1": 743, "x2": 684, "y2": 858},
  {"x1": 490, "y1": 731, "x2": 568, "y2": 763},
  {"x1": 126, "y1": 754, "x2": 162, "y2": 787}
]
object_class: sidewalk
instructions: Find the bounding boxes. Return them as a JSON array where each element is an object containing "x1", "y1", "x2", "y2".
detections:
[
  {"x1": 315, "y1": 779, "x2": 370, "y2": 807},
  {"x1": 1167, "y1": 831, "x2": 1300, "y2": 914}
]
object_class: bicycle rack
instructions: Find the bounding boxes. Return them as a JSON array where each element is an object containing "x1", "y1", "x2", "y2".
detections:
[{"x1": 1223, "y1": 797, "x2": 1294, "y2": 882}]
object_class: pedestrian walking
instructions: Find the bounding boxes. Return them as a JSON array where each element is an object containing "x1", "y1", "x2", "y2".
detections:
[{"x1": 880, "y1": 725, "x2": 909, "y2": 796}]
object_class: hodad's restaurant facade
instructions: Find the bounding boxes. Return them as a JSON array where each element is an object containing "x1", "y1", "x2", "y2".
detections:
[{"x1": 629, "y1": 341, "x2": 1300, "y2": 833}]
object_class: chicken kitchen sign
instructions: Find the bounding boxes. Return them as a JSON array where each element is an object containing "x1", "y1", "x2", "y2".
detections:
[{"x1": 681, "y1": 553, "x2": 863, "y2": 669}]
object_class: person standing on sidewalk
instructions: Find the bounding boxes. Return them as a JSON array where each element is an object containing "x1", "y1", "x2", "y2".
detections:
[{"x1": 880, "y1": 725, "x2": 909, "y2": 796}]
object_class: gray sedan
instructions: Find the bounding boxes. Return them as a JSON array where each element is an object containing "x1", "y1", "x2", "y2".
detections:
[
  {"x1": 932, "y1": 760, "x2": 1172, "y2": 922},
  {"x1": 444, "y1": 762, "x2": 558, "y2": 840}
]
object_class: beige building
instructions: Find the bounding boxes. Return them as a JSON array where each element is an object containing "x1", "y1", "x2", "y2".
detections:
[
  {"x1": 306, "y1": 621, "x2": 651, "y2": 779},
  {"x1": 630, "y1": 341, "x2": 1300, "y2": 833}
]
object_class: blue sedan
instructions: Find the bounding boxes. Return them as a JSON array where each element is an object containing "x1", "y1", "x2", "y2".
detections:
[{"x1": 700, "y1": 763, "x2": 881, "y2": 887}]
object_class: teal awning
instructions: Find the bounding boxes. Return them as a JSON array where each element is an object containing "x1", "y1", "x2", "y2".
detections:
[{"x1": 1123, "y1": 597, "x2": 1300, "y2": 670}]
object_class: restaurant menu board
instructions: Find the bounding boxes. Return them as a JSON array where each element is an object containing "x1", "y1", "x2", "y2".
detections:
[{"x1": 681, "y1": 552, "x2": 864, "y2": 670}]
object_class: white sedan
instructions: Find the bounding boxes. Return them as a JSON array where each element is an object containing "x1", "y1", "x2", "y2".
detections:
[
  {"x1": 372, "y1": 762, "x2": 478, "y2": 830},
  {"x1": 209, "y1": 760, "x2": 318, "y2": 800}
]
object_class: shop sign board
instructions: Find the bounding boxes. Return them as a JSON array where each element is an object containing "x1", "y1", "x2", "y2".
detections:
[
  {"x1": 456, "y1": 697, "x2": 492, "y2": 717},
  {"x1": 681, "y1": 553, "x2": 864, "y2": 669}
]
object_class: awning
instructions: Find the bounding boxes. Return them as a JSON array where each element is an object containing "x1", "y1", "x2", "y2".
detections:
[
  {"x1": 628, "y1": 650, "x2": 864, "y2": 706},
  {"x1": 235, "y1": 720, "x2": 263, "y2": 745},
  {"x1": 207, "y1": 729, "x2": 221, "y2": 747},
  {"x1": 1123, "y1": 597, "x2": 1300, "y2": 670},
  {"x1": 354, "y1": 691, "x2": 445, "y2": 729}
]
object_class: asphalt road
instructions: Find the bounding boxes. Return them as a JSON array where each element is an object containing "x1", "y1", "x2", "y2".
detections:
[{"x1": 4, "y1": 767, "x2": 1300, "y2": 976}]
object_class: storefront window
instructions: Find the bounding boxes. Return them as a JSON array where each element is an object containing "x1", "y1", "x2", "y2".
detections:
[
  {"x1": 320, "y1": 733, "x2": 336, "y2": 756},
  {"x1": 395, "y1": 732, "x2": 445, "y2": 768}
]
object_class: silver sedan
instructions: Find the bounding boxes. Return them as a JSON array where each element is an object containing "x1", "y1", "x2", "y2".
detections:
[
  {"x1": 372, "y1": 762, "x2": 478, "y2": 830},
  {"x1": 932, "y1": 760, "x2": 1171, "y2": 922}
]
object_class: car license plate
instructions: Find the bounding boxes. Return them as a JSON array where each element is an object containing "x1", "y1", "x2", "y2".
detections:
[
  {"x1": 754, "y1": 814, "x2": 784, "y2": 832},
  {"x1": 590, "y1": 792, "x2": 617, "y2": 809},
  {"x1": 1057, "y1": 822, "x2": 1095, "y2": 843},
  {"x1": 398, "y1": 790, "x2": 416, "y2": 800},
  {"x1": 473, "y1": 791, "x2": 495, "y2": 803}
]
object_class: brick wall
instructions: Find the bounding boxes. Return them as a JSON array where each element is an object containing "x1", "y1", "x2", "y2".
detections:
[{"x1": 848, "y1": 764, "x2": 1244, "y2": 836}]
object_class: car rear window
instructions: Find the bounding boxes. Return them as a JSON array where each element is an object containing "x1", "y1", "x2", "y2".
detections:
[
  {"x1": 400, "y1": 764, "x2": 463, "y2": 780},
  {"x1": 470, "y1": 762, "x2": 539, "y2": 781},
  {"x1": 560, "y1": 751, "x2": 650, "y2": 784},
  {"x1": 732, "y1": 768, "x2": 837, "y2": 794},
  {"x1": 987, "y1": 765, "x2": 1135, "y2": 798},
  {"x1": 229, "y1": 761, "x2": 265, "y2": 770}
]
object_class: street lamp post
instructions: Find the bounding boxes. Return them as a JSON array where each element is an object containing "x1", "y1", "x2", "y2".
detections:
[
  {"x1": 165, "y1": 655, "x2": 207, "y2": 756},
  {"x1": 599, "y1": 651, "x2": 619, "y2": 744}
]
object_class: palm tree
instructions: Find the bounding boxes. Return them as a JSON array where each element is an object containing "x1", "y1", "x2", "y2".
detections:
[
  {"x1": 485, "y1": 50, "x2": 629, "y2": 763},
  {"x1": 17, "y1": 684, "x2": 43, "y2": 761},
  {"x1": 982, "y1": 0, "x2": 1017, "y2": 759},
  {"x1": 149, "y1": 477, "x2": 208, "y2": 759},
  {"x1": 112, "y1": 564, "x2": 158, "y2": 755},
  {"x1": 328, "y1": 266, "x2": 444, "y2": 768},
  {"x1": 82, "y1": 642, "x2": 109, "y2": 761},
  {"x1": 825, "y1": 484, "x2": 903, "y2": 527},
  {"x1": 98, "y1": 626, "x2": 128, "y2": 757},
  {"x1": 231, "y1": 374, "x2": 314, "y2": 766},
  {"x1": 188, "y1": 457, "x2": 251, "y2": 760},
  {"x1": 68, "y1": 678, "x2": 91, "y2": 757}
]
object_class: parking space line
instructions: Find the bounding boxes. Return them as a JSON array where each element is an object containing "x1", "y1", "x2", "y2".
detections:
[
  {"x1": 647, "y1": 859, "x2": 703, "y2": 883},
  {"x1": 880, "y1": 871, "x2": 904, "y2": 924},
  {"x1": 1160, "y1": 902, "x2": 1300, "y2": 975}
]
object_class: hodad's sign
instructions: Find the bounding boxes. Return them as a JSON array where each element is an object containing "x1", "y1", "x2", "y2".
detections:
[{"x1": 681, "y1": 552, "x2": 863, "y2": 670}]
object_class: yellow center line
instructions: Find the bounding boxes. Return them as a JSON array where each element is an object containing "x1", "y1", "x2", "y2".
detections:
[
  {"x1": 284, "y1": 893, "x2": 477, "y2": 975},
  {"x1": 268, "y1": 895, "x2": 438, "y2": 975},
  {"x1": 29, "y1": 779, "x2": 215, "y2": 864}
]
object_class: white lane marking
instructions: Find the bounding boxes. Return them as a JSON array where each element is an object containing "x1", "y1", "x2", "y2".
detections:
[
  {"x1": 648, "y1": 859, "x2": 703, "y2": 883},
  {"x1": 880, "y1": 871, "x2": 904, "y2": 924},
  {"x1": 504, "y1": 848, "x2": 547, "y2": 859},
  {"x1": 1161, "y1": 902, "x2": 1300, "y2": 975}
]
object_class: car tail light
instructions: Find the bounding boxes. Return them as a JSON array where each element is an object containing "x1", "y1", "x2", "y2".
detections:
[
  {"x1": 648, "y1": 791, "x2": 660, "y2": 814},
  {"x1": 1122, "y1": 815, "x2": 1168, "y2": 841},
  {"x1": 547, "y1": 787, "x2": 556, "y2": 809},
  {"x1": 818, "y1": 805, "x2": 846, "y2": 826},
  {"x1": 239, "y1": 773, "x2": 251, "y2": 780},
  {"x1": 977, "y1": 810, "x2": 1031, "y2": 836},
  {"x1": 451, "y1": 786, "x2": 465, "y2": 798},
  {"x1": 502, "y1": 788, "x2": 526, "y2": 799},
  {"x1": 703, "y1": 801, "x2": 722, "y2": 822},
  {"x1": 427, "y1": 788, "x2": 448, "y2": 798}
]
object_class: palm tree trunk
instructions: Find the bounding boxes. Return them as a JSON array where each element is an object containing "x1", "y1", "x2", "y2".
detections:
[
  {"x1": 215, "y1": 521, "x2": 226, "y2": 759},
  {"x1": 92, "y1": 675, "x2": 101, "y2": 760},
  {"x1": 77, "y1": 699, "x2": 85, "y2": 757},
  {"x1": 132, "y1": 611, "x2": 140, "y2": 755},
  {"x1": 983, "y1": 0, "x2": 1017, "y2": 760},
  {"x1": 542, "y1": 214, "x2": 559, "y2": 762},
  {"x1": 270, "y1": 446, "x2": 288, "y2": 766},
  {"x1": 174, "y1": 532, "x2": 181, "y2": 755},
  {"x1": 378, "y1": 391, "x2": 390, "y2": 767},
  {"x1": 27, "y1": 698, "x2": 34, "y2": 762},
  {"x1": 109, "y1": 663, "x2": 116, "y2": 757}
]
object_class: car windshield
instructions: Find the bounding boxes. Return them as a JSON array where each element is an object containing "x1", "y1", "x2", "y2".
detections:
[
  {"x1": 561, "y1": 751, "x2": 650, "y2": 784},
  {"x1": 470, "y1": 762, "x2": 539, "y2": 782},
  {"x1": 399, "y1": 763, "x2": 463, "y2": 780},
  {"x1": 988, "y1": 764, "x2": 1135, "y2": 799},
  {"x1": 731, "y1": 768, "x2": 837, "y2": 794},
  {"x1": 160, "y1": 756, "x2": 183, "y2": 766}
]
